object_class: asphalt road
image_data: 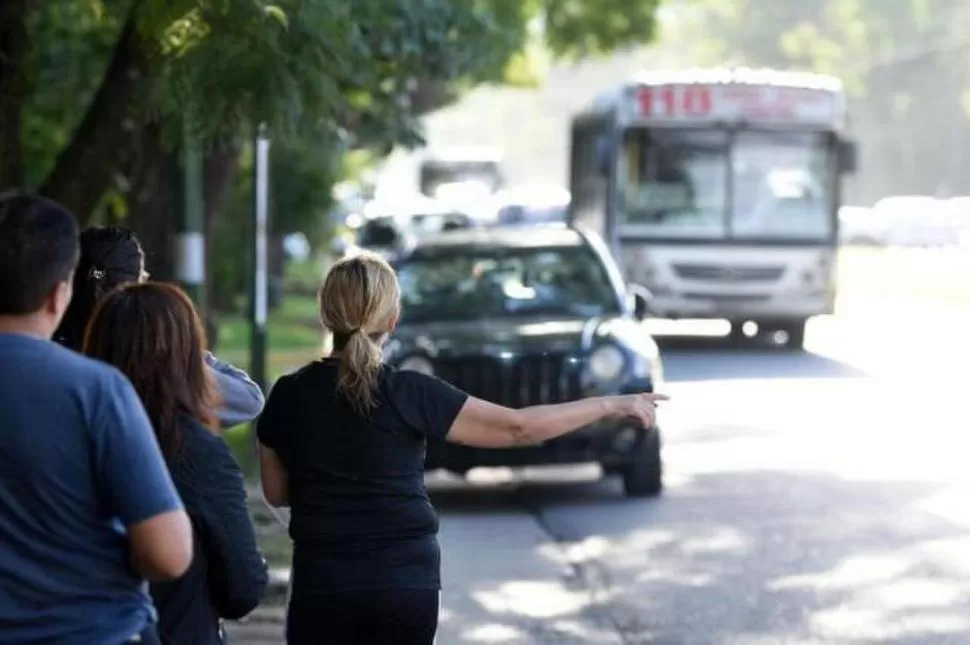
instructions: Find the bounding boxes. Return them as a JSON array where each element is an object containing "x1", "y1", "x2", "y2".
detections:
[{"x1": 229, "y1": 306, "x2": 970, "y2": 644}]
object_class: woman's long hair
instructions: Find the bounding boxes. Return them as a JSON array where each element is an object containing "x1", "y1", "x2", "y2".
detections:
[
  {"x1": 55, "y1": 226, "x2": 145, "y2": 350},
  {"x1": 83, "y1": 282, "x2": 219, "y2": 460},
  {"x1": 319, "y1": 251, "x2": 400, "y2": 415}
]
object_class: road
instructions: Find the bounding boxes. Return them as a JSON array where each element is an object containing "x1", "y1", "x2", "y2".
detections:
[{"x1": 229, "y1": 305, "x2": 969, "y2": 644}]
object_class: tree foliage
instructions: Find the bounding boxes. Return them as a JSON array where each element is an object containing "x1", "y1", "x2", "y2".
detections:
[
  {"x1": 2, "y1": 0, "x2": 666, "y2": 311},
  {"x1": 677, "y1": 0, "x2": 970, "y2": 202},
  {"x1": 8, "y1": 0, "x2": 666, "y2": 205}
]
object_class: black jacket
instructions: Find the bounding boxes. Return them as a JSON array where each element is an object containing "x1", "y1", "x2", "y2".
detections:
[{"x1": 151, "y1": 418, "x2": 269, "y2": 644}]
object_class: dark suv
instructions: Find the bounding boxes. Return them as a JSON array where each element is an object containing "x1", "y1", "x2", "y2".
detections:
[{"x1": 383, "y1": 225, "x2": 665, "y2": 497}]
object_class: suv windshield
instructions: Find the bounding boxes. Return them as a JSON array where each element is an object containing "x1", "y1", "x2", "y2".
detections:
[
  {"x1": 618, "y1": 127, "x2": 835, "y2": 241},
  {"x1": 397, "y1": 245, "x2": 621, "y2": 323}
]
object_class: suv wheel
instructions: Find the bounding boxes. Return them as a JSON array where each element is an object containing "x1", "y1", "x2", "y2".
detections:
[{"x1": 621, "y1": 429, "x2": 663, "y2": 497}]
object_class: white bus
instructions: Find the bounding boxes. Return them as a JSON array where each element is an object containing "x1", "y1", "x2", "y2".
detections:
[{"x1": 568, "y1": 68, "x2": 858, "y2": 348}]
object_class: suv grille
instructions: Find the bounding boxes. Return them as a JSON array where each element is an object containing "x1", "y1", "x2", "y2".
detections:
[{"x1": 434, "y1": 353, "x2": 583, "y2": 407}]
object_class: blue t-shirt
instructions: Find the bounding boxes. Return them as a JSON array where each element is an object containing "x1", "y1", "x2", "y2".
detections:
[{"x1": 0, "y1": 333, "x2": 184, "y2": 644}]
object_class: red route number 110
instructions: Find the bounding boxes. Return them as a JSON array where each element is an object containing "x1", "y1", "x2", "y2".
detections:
[{"x1": 636, "y1": 85, "x2": 713, "y2": 118}]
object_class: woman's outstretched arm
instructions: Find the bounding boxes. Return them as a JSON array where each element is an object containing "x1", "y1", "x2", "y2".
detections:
[{"x1": 446, "y1": 392, "x2": 668, "y2": 449}]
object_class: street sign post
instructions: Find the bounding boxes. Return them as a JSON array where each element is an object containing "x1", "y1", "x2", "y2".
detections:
[{"x1": 178, "y1": 122, "x2": 206, "y2": 313}]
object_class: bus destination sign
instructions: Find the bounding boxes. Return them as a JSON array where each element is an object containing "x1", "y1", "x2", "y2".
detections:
[{"x1": 631, "y1": 83, "x2": 842, "y2": 127}]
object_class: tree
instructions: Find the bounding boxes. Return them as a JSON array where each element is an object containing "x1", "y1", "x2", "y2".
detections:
[
  {"x1": 676, "y1": 0, "x2": 970, "y2": 203},
  {"x1": 5, "y1": 0, "x2": 665, "y2": 209},
  {"x1": 3, "y1": 0, "x2": 667, "y2": 312}
]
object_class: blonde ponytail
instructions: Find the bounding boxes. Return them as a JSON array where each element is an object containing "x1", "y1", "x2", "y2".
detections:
[
  {"x1": 319, "y1": 251, "x2": 401, "y2": 415},
  {"x1": 335, "y1": 330, "x2": 383, "y2": 414}
]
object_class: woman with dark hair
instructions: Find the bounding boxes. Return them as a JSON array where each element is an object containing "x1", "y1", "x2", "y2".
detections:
[
  {"x1": 54, "y1": 225, "x2": 265, "y2": 429},
  {"x1": 257, "y1": 251, "x2": 668, "y2": 645},
  {"x1": 84, "y1": 282, "x2": 268, "y2": 645}
]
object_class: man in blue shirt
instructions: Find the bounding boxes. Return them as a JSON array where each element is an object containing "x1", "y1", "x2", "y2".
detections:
[{"x1": 0, "y1": 194, "x2": 193, "y2": 644}]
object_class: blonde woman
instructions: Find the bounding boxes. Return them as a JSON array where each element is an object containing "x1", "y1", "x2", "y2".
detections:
[{"x1": 257, "y1": 251, "x2": 668, "y2": 645}]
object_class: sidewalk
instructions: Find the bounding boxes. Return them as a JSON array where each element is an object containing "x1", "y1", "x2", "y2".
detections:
[
  {"x1": 226, "y1": 483, "x2": 623, "y2": 644},
  {"x1": 436, "y1": 508, "x2": 622, "y2": 644},
  {"x1": 223, "y1": 490, "x2": 290, "y2": 643}
]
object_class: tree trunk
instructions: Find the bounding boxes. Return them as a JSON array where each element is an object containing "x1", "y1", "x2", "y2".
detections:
[
  {"x1": 126, "y1": 124, "x2": 178, "y2": 280},
  {"x1": 202, "y1": 142, "x2": 241, "y2": 315},
  {"x1": 39, "y1": 16, "x2": 146, "y2": 223},
  {"x1": 0, "y1": 0, "x2": 29, "y2": 191},
  {"x1": 201, "y1": 141, "x2": 241, "y2": 347}
]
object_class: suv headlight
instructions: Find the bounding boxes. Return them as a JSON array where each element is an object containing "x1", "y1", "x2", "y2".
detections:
[
  {"x1": 632, "y1": 354, "x2": 663, "y2": 386},
  {"x1": 399, "y1": 355, "x2": 435, "y2": 375},
  {"x1": 588, "y1": 345, "x2": 625, "y2": 382}
]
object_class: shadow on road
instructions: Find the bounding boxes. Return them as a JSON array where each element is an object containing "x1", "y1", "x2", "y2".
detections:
[
  {"x1": 431, "y1": 467, "x2": 970, "y2": 644},
  {"x1": 655, "y1": 334, "x2": 870, "y2": 382}
]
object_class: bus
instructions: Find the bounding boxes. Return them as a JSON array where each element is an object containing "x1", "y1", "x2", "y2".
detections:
[{"x1": 568, "y1": 68, "x2": 858, "y2": 348}]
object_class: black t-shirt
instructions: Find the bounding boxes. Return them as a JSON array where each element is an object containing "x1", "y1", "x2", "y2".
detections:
[{"x1": 256, "y1": 359, "x2": 468, "y2": 593}]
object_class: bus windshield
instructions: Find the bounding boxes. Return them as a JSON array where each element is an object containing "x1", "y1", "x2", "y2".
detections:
[
  {"x1": 618, "y1": 128, "x2": 835, "y2": 241},
  {"x1": 731, "y1": 131, "x2": 834, "y2": 240},
  {"x1": 620, "y1": 129, "x2": 729, "y2": 238}
]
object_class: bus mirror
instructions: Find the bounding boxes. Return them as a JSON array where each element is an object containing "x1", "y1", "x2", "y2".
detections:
[
  {"x1": 595, "y1": 135, "x2": 615, "y2": 176},
  {"x1": 838, "y1": 139, "x2": 858, "y2": 174}
]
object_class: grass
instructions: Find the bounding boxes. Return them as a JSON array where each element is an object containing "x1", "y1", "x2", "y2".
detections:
[
  {"x1": 215, "y1": 288, "x2": 327, "y2": 474},
  {"x1": 284, "y1": 257, "x2": 327, "y2": 287},
  {"x1": 215, "y1": 294, "x2": 324, "y2": 368}
]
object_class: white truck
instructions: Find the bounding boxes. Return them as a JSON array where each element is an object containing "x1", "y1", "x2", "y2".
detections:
[
  {"x1": 568, "y1": 68, "x2": 858, "y2": 348},
  {"x1": 417, "y1": 147, "x2": 505, "y2": 198}
]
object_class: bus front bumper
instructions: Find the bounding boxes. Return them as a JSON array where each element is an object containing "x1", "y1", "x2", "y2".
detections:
[{"x1": 648, "y1": 290, "x2": 834, "y2": 320}]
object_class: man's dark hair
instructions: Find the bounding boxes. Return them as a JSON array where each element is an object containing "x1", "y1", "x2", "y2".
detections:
[{"x1": 0, "y1": 194, "x2": 80, "y2": 315}]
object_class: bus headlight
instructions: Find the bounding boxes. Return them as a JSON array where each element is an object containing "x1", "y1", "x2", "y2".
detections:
[
  {"x1": 588, "y1": 345, "x2": 625, "y2": 382},
  {"x1": 399, "y1": 355, "x2": 435, "y2": 375}
]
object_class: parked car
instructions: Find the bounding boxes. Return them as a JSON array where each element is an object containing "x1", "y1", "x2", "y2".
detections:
[
  {"x1": 838, "y1": 205, "x2": 885, "y2": 246},
  {"x1": 872, "y1": 195, "x2": 949, "y2": 247},
  {"x1": 493, "y1": 184, "x2": 571, "y2": 227},
  {"x1": 336, "y1": 194, "x2": 477, "y2": 262},
  {"x1": 383, "y1": 225, "x2": 666, "y2": 496}
]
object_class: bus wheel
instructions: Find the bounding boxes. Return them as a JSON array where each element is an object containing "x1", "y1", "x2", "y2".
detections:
[{"x1": 778, "y1": 319, "x2": 807, "y2": 350}]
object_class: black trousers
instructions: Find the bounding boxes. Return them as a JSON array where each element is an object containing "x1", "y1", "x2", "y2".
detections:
[{"x1": 286, "y1": 589, "x2": 439, "y2": 645}]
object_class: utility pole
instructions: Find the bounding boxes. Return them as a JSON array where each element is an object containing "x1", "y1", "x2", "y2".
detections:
[
  {"x1": 250, "y1": 124, "x2": 270, "y2": 390},
  {"x1": 178, "y1": 121, "x2": 206, "y2": 315}
]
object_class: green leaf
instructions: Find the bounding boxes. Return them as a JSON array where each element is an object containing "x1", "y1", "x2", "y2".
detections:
[{"x1": 262, "y1": 4, "x2": 288, "y2": 30}]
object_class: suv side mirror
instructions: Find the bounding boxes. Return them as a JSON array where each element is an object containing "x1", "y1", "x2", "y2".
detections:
[
  {"x1": 838, "y1": 139, "x2": 858, "y2": 175},
  {"x1": 628, "y1": 284, "x2": 654, "y2": 320}
]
